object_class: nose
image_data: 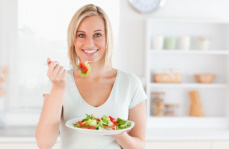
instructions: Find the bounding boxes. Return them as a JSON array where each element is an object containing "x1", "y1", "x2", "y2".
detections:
[{"x1": 85, "y1": 36, "x2": 95, "y2": 47}]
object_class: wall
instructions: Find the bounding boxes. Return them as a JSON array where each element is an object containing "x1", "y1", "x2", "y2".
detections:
[{"x1": 116, "y1": 0, "x2": 229, "y2": 79}]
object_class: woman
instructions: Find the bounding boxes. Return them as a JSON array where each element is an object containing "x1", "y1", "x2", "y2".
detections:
[{"x1": 36, "y1": 4, "x2": 147, "y2": 149}]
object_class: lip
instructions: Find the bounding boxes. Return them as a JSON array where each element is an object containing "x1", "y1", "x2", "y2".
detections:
[{"x1": 82, "y1": 49, "x2": 99, "y2": 56}]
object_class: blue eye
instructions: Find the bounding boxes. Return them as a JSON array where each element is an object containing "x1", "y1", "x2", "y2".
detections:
[
  {"x1": 78, "y1": 34, "x2": 85, "y2": 38},
  {"x1": 94, "y1": 34, "x2": 102, "y2": 37}
]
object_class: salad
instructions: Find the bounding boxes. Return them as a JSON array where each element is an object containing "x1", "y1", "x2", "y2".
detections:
[
  {"x1": 73, "y1": 114, "x2": 132, "y2": 130},
  {"x1": 77, "y1": 61, "x2": 92, "y2": 78}
]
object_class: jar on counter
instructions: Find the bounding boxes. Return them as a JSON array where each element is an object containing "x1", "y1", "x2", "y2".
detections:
[
  {"x1": 151, "y1": 92, "x2": 165, "y2": 116},
  {"x1": 164, "y1": 103, "x2": 179, "y2": 116}
]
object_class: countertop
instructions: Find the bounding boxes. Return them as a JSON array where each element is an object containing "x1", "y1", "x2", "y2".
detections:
[
  {"x1": 146, "y1": 128, "x2": 229, "y2": 141},
  {"x1": 0, "y1": 126, "x2": 37, "y2": 142},
  {"x1": 1, "y1": 126, "x2": 229, "y2": 142}
]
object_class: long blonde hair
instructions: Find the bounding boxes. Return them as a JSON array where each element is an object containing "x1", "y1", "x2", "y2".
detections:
[{"x1": 67, "y1": 4, "x2": 113, "y2": 70}]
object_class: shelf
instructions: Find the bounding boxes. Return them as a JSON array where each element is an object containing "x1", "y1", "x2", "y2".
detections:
[
  {"x1": 150, "y1": 83, "x2": 228, "y2": 88},
  {"x1": 147, "y1": 117, "x2": 229, "y2": 129},
  {"x1": 150, "y1": 50, "x2": 229, "y2": 55},
  {"x1": 148, "y1": 18, "x2": 229, "y2": 24},
  {"x1": 146, "y1": 128, "x2": 229, "y2": 141},
  {"x1": 148, "y1": 116, "x2": 227, "y2": 120},
  {"x1": 146, "y1": 19, "x2": 229, "y2": 131}
]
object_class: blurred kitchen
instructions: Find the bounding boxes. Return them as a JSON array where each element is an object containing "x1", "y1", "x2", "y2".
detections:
[{"x1": 1, "y1": 0, "x2": 229, "y2": 148}]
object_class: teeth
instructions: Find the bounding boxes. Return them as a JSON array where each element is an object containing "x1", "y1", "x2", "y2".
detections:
[{"x1": 84, "y1": 49, "x2": 97, "y2": 54}]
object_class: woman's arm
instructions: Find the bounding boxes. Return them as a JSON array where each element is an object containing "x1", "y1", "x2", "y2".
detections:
[
  {"x1": 114, "y1": 101, "x2": 146, "y2": 149},
  {"x1": 36, "y1": 88, "x2": 65, "y2": 149},
  {"x1": 36, "y1": 59, "x2": 66, "y2": 149}
]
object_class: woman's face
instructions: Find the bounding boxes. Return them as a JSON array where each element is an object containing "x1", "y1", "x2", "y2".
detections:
[{"x1": 74, "y1": 16, "x2": 106, "y2": 63}]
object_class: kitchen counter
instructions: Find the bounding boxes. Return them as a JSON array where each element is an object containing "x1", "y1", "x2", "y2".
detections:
[
  {"x1": 0, "y1": 126, "x2": 36, "y2": 137},
  {"x1": 146, "y1": 128, "x2": 229, "y2": 141},
  {"x1": 0, "y1": 126, "x2": 37, "y2": 142},
  {"x1": 1, "y1": 126, "x2": 229, "y2": 142}
]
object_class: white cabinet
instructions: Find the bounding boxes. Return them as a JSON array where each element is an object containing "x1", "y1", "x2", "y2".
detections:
[
  {"x1": 0, "y1": 142, "x2": 60, "y2": 149},
  {"x1": 146, "y1": 141, "x2": 229, "y2": 149},
  {"x1": 145, "y1": 18, "x2": 229, "y2": 130},
  {"x1": 146, "y1": 141, "x2": 211, "y2": 149},
  {"x1": 1, "y1": 141, "x2": 229, "y2": 149},
  {"x1": 0, "y1": 143, "x2": 37, "y2": 149},
  {"x1": 212, "y1": 141, "x2": 229, "y2": 149}
]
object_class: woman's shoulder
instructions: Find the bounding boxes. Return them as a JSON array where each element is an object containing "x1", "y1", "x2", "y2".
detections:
[{"x1": 118, "y1": 69, "x2": 142, "y2": 85}]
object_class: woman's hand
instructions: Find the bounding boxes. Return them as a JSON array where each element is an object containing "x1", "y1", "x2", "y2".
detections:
[
  {"x1": 47, "y1": 58, "x2": 67, "y2": 88},
  {"x1": 105, "y1": 129, "x2": 131, "y2": 139}
]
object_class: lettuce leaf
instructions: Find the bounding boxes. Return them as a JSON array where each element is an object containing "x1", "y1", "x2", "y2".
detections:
[{"x1": 80, "y1": 61, "x2": 92, "y2": 78}]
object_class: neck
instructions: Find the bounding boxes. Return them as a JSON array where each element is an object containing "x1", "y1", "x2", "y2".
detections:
[{"x1": 88, "y1": 60, "x2": 106, "y2": 78}]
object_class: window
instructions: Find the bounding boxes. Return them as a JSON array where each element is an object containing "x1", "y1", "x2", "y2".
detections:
[{"x1": 5, "y1": 0, "x2": 120, "y2": 110}]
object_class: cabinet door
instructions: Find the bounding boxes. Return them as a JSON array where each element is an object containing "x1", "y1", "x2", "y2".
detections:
[
  {"x1": 0, "y1": 143, "x2": 38, "y2": 149},
  {"x1": 212, "y1": 141, "x2": 229, "y2": 149},
  {"x1": 146, "y1": 141, "x2": 211, "y2": 149},
  {"x1": 0, "y1": 143, "x2": 60, "y2": 149}
]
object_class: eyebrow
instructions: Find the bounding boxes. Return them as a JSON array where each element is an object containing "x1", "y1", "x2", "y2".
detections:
[{"x1": 76, "y1": 30, "x2": 104, "y2": 33}]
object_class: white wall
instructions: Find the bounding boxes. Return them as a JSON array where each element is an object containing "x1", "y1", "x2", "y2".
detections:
[
  {"x1": 2, "y1": 0, "x2": 229, "y2": 78},
  {"x1": 116, "y1": 0, "x2": 229, "y2": 79},
  {"x1": 0, "y1": 0, "x2": 16, "y2": 66}
]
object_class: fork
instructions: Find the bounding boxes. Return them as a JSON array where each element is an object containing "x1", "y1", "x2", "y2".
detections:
[{"x1": 44, "y1": 64, "x2": 82, "y2": 70}]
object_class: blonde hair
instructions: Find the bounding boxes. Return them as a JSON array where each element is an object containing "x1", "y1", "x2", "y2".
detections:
[{"x1": 67, "y1": 4, "x2": 113, "y2": 70}]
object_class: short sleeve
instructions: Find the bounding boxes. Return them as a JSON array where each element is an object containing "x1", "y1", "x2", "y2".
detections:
[
  {"x1": 43, "y1": 79, "x2": 53, "y2": 96},
  {"x1": 129, "y1": 74, "x2": 148, "y2": 109}
]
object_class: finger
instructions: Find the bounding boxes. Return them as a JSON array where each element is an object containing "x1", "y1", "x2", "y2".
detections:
[
  {"x1": 126, "y1": 129, "x2": 131, "y2": 133},
  {"x1": 52, "y1": 64, "x2": 61, "y2": 78},
  {"x1": 47, "y1": 58, "x2": 51, "y2": 65},
  {"x1": 56, "y1": 67, "x2": 65, "y2": 80},
  {"x1": 47, "y1": 61, "x2": 59, "y2": 76},
  {"x1": 60, "y1": 69, "x2": 67, "y2": 79}
]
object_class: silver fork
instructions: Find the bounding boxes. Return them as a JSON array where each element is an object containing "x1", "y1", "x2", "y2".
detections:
[{"x1": 44, "y1": 64, "x2": 82, "y2": 70}]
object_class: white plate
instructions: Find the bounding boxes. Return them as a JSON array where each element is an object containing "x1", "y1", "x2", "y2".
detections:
[{"x1": 65, "y1": 117, "x2": 135, "y2": 135}]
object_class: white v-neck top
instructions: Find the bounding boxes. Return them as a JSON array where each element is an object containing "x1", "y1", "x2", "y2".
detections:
[{"x1": 44, "y1": 69, "x2": 147, "y2": 149}]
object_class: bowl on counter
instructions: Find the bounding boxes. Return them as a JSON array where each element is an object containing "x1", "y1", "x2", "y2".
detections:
[{"x1": 194, "y1": 74, "x2": 215, "y2": 83}]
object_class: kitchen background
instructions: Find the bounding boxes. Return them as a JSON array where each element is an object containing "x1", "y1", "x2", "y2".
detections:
[{"x1": 1, "y1": 0, "x2": 229, "y2": 149}]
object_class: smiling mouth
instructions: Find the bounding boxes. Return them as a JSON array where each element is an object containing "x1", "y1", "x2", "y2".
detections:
[{"x1": 82, "y1": 49, "x2": 99, "y2": 54}]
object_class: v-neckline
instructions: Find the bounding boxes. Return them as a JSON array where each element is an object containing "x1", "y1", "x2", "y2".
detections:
[{"x1": 71, "y1": 69, "x2": 119, "y2": 109}]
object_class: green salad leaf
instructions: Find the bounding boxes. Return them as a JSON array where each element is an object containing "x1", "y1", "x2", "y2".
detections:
[
  {"x1": 80, "y1": 61, "x2": 92, "y2": 78},
  {"x1": 73, "y1": 114, "x2": 132, "y2": 130}
]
